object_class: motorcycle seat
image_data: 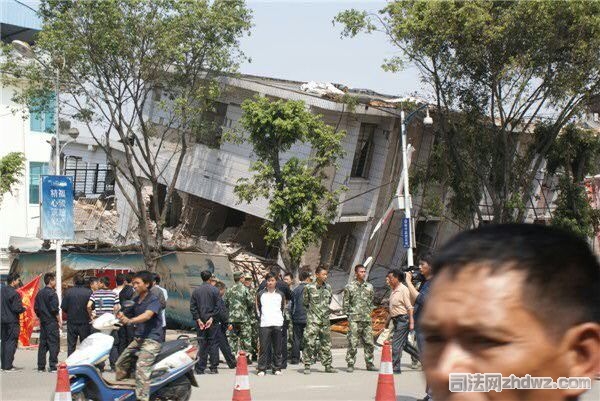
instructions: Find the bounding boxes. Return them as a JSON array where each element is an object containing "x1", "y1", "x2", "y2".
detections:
[
  {"x1": 154, "y1": 339, "x2": 189, "y2": 364},
  {"x1": 104, "y1": 377, "x2": 136, "y2": 389}
]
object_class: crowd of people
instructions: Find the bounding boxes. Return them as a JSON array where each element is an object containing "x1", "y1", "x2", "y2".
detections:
[
  {"x1": 1, "y1": 224, "x2": 599, "y2": 401},
  {"x1": 0, "y1": 258, "x2": 434, "y2": 400}
]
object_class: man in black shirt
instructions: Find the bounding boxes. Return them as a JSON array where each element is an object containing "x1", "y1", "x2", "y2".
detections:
[
  {"x1": 34, "y1": 272, "x2": 60, "y2": 372},
  {"x1": 61, "y1": 274, "x2": 93, "y2": 355},
  {"x1": 190, "y1": 270, "x2": 220, "y2": 374},
  {"x1": 213, "y1": 281, "x2": 236, "y2": 369},
  {"x1": 117, "y1": 272, "x2": 135, "y2": 354},
  {"x1": 1, "y1": 273, "x2": 26, "y2": 371},
  {"x1": 290, "y1": 270, "x2": 311, "y2": 364}
]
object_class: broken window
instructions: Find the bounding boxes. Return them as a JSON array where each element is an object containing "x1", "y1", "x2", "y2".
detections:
[
  {"x1": 64, "y1": 157, "x2": 114, "y2": 197},
  {"x1": 197, "y1": 101, "x2": 228, "y2": 148},
  {"x1": 351, "y1": 123, "x2": 376, "y2": 178}
]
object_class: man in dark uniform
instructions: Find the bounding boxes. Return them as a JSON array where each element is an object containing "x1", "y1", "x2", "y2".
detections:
[
  {"x1": 190, "y1": 270, "x2": 220, "y2": 374},
  {"x1": 1, "y1": 273, "x2": 26, "y2": 371},
  {"x1": 34, "y1": 272, "x2": 60, "y2": 372},
  {"x1": 213, "y1": 281, "x2": 236, "y2": 369},
  {"x1": 118, "y1": 272, "x2": 135, "y2": 354},
  {"x1": 61, "y1": 274, "x2": 93, "y2": 355}
]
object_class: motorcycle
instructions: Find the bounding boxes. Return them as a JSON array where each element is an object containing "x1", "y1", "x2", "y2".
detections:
[{"x1": 65, "y1": 309, "x2": 199, "y2": 401}]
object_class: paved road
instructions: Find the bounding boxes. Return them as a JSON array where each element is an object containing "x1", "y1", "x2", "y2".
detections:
[{"x1": 1, "y1": 345, "x2": 598, "y2": 401}]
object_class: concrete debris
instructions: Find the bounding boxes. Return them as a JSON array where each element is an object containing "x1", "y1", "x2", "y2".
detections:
[{"x1": 300, "y1": 81, "x2": 345, "y2": 97}]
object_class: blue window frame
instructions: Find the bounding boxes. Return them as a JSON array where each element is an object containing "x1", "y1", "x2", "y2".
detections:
[
  {"x1": 29, "y1": 94, "x2": 56, "y2": 133},
  {"x1": 29, "y1": 162, "x2": 49, "y2": 204}
]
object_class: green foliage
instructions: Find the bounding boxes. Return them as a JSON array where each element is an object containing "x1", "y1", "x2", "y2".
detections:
[
  {"x1": 552, "y1": 177, "x2": 600, "y2": 240},
  {"x1": 546, "y1": 125, "x2": 600, "y2": 238},
  {"x1": 0, "y1": 152, "x2": 26, "y2": 203},
  {"x1": 234, "y1": 96, "x2": 346, "y2": 268},
  {"x1": 336, "y1": 1, "x2": 600, "y2": 225}
]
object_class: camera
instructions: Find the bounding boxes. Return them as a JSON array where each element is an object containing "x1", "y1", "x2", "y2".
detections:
[{"x1": 402, "y1": 266, "x2": 424, "y2": 283}]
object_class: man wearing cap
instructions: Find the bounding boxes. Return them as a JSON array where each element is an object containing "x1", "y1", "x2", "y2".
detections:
[
  {"x1": 243, "y1": 273, "x2": 259, "y2": 361},
  {"x1": 224, "y1": 271, "x2": 255, "y2": 364}
]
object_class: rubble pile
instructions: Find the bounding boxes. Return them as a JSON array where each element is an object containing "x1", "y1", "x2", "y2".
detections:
[{"x1": 330, "y1": 307, "x2": 389, "y2": 337}]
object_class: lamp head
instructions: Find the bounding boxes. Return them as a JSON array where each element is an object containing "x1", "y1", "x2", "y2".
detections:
[
  {"x1": 67, "y1": 127, "x2": 80, "y2": 140},
  {"x1": 423, "y1": 108, "x2": 433, "y2": 126},
  {"x1": 12, "y1": 40, "x2": 34, "y2": 58}
]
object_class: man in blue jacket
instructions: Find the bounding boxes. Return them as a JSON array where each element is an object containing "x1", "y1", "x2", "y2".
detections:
[{"x1": 290, "y1": 270, "x2": 311, "y2": 365}]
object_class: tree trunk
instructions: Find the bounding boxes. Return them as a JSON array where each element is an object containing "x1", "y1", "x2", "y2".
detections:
[{"x1": 279, "y1": 239, "x2": 300, "y2": 281}]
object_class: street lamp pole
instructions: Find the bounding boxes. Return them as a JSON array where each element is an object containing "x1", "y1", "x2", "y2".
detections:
[
  {"x1": 401, "y1": 104, "x2": 433, "y2": 267},
  {"x1": 12, "y1": 40, "x2": 65, "y2": 304},
  {"x1": 54, "y1": 64, "x2": 62, "y2": 306}
]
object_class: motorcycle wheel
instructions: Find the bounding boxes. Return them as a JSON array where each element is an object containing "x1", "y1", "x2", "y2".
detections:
[
  {"x1": 151, "y1": 375, "x2": 192, "y2": 401},
  {"x1": 71, "y1": 392, "x2": 87, "y2": 401}
]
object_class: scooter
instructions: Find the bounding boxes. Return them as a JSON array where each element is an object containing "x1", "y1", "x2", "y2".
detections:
[{"x1": 65, "y1": 311, "x2": 199, "y2": 401}]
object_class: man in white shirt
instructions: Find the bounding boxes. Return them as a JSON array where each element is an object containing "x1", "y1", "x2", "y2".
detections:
[
  {"x1": 154, "y1": 274, "x2": 168, "y2": 342},
  {"x1": 256, "y1": 273, "x2": 285, "y2": 376}
]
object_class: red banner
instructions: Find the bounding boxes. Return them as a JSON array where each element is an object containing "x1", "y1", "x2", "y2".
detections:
[{"x1": 16, "y1": 274, "x2": 41, "y2": 347}]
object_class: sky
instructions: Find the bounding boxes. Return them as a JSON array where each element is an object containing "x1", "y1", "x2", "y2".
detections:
[
  {"x1": 240, "y1": 0, "x2": 423, "y2": 97},
  {"x1": 14, "y1": 0, "x2": 424, "y2": 97}
]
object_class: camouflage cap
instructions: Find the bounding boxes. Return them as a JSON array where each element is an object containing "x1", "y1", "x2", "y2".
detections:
[
  {"x1": 233, "y1": 271, "x2": 244, "y2": 280},
  {"x1": 244, "y1": 273, "x2": 253, "y2": 280}
]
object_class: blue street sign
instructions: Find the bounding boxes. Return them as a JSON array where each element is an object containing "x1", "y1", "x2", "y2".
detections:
[
  {"x1": 41, "y1": 175, "x2": 74, "y2": 240},
  {"x1": 401, "y1": 217, "x2": 411, "y2": 249}
]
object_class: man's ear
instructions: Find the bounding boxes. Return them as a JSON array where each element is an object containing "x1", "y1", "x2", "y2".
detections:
[{"x1": 559, "y1": 322, "x2": 600, "y2": 398}]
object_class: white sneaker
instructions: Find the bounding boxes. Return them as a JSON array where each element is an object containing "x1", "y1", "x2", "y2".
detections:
[
  {"x1": 273, "y1": 370, "x2": 282, "y2": 375},
  {"x1": 257, "y1": 371, "x2": 265, "y2": 376}
]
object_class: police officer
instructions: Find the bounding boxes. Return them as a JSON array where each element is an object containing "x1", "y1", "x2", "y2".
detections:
[
  {"x1": 213, "y1": 281, "x2": 237, "y2": 369},
  {"x1": 190, "y1": 270, "x2": 220, "y2": 374},
  {"x1": 34, "y1": 272, "x2": 60, "y2": 372},
  {"x1": 61, "y1": 274, "x2": 92, "y2": 355},
  {"x1": 343, "y1": 264, "x2": 377, "y2": 372},
  {"x1": 1, "y1": 273, "x2": 26, "y2": 372},
  {"x1": 303, "y1": 266, "x2": 337, "y2": 374},
  {"x1": 224, "y1": 271, "x2": 255, "y2": 363}
]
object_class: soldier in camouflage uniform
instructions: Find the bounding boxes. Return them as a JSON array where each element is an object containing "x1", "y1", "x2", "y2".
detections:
[
  {"x1": 243, "y1": 273, "x2": 259, "y2": 361},
  {"x1": 302, "y1": 266, "x2": 337, "y2": 374},
  {"x1": 343, "y1": 264, "x2": 377, "y2": 372},
  {"x1": 224, "y1": 272, "x2": 255, "y2": 363}
]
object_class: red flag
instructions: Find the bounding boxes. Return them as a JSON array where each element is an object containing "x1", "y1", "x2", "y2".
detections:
[{"x1": 16, "y1": 274, "x2": 41, "y2": 347}]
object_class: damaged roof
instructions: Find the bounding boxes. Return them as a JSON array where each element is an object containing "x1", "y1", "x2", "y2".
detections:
[{"x1": 220, "y1": 72, "x2": 428, "y2": 116}]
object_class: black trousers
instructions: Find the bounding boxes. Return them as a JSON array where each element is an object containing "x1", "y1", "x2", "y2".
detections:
[
  {"x1": 117, "y1": 325, "x2": 135, "y2": 355},
  {"x1": 258, "y1": 326, "x2": 283, "y2": 372},
  {"x1": 280, "y1": 320, "x2": 289, "y2": 369},
  {"x1": 38, "y1": 320, "x2": 59, "y2": 371},
  {"x1": 67, "y1": 323, "x2": 91, "y2": 355},
  {"x1": 291, "y1": 321, "x2": 306, "y2": 363},
  {"x1": 391, "y1": 315, "x2": 410, "y2": 373},
  {"x1": 1, "y1": 323, "x2": 20, "y2": 370},
  {"x1": 212, "y1": 323, "x2": 236, "y2": 368},
  {"x1": 196, "y1": 325, "x2": 218, "y2": 371}
]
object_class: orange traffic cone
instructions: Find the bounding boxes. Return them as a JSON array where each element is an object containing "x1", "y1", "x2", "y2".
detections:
[
  {"x1": 52, "y1": 363, "x2": 71, "y2": 401},
  {"x1": 232, "y1": 351, "x2": 252, "y2": 401},
  {"x1": 375, "y1": 341, "x2": 396, "y2": 401}
]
